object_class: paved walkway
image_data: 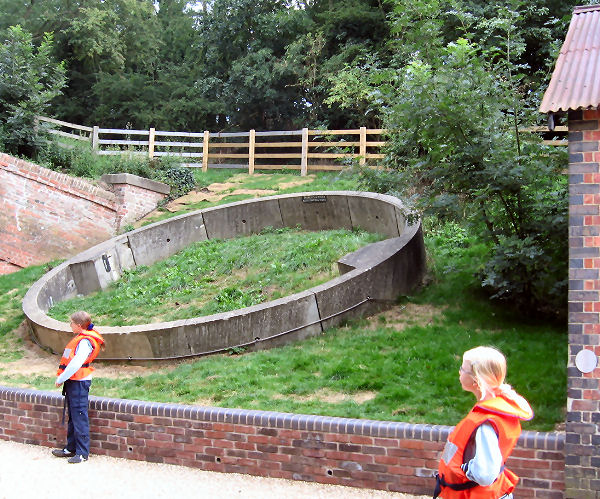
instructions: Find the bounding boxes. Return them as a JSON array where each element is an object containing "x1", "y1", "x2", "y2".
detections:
[{"x1": 0, "y1": 440, "x2": 429, "y2": 499}]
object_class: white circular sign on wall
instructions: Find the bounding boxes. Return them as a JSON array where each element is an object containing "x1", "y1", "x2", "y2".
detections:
[{"x1": 575, "y1": 349, "x2": 598, "y2": 374}]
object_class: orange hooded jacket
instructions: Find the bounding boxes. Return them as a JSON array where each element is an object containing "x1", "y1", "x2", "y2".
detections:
[{"x1": 434, "y1": 394, "x2": 533, "y2": 499}]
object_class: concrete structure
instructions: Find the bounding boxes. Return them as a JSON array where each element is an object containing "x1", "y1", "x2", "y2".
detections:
[
  {"x1": 23, "y1": 192, "x2": 426, "y2": 360},
  {"x1": 540, "y1": 5, "x2": 600, "y2": 498},
  {"x1": 0, "y1": 153, "x2": 169, "y2": 274}
]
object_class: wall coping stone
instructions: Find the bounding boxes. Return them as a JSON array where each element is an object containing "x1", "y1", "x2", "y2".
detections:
[{"x1": 100, "y1": 173, "x2": 171, "y2": 195}]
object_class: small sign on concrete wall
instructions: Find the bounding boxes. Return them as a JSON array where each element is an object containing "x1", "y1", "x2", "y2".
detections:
[{"x1": 302, "y1": 195, "x2": 327, "y2": 203}]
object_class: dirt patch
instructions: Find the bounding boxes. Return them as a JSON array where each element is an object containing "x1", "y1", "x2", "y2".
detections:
[
  {"x1": 273, "y1": 388, "x2": 377, "y2": 404},
  {"x1": 276, "y1": 176, "x2": 315, "y2": 190},
  {"x1": 136, "y1": 173, "x2": 317, "y2": 224},
  {"x1": 366, "y1": 303, "x2": 444, "y2": 331},
  {"x1": 1, "y1": 321, "x2": 174, "y2": 380},
  {"x1": 164, "y1": 188, "x2": 277, "y2": 212}
]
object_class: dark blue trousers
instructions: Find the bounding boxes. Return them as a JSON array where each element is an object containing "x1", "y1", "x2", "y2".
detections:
[{"x1": 64, "y1": 379, "x2": 91, "y2": 457}]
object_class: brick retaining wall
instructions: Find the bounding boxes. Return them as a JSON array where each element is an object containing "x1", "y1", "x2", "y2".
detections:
[
  {"x1": 567, "y1": 108, "x2": 600, "y2": 498},
  {"x1": 0, "y1": 154, "x2": 117, "y2": 272},
  {"x1": 0, "y1": 386, "x2": 564, "y2": 497},
  {"x1": 0, "y1": 154, "x2": 169, "y2": 275}
]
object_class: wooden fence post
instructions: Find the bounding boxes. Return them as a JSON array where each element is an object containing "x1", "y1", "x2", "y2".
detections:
[
  {"x1": 249, "y1": 129, "x2": 256, "y2": 175},
  {"x1": 359, "y1": 126, "x2": 366, "y2": 166},
  {"x1": 301, "y1": 128, "x2": 309, "y2": 176},
  {"x1": 148, "y1": 127, "x2": 155, "y2": 159},
  {"x1": 202, "y1": 130, "x2": 210, "y2": 172},
  {"x1": 92, "y1": 126, "x2": 99, "y2": 152}
]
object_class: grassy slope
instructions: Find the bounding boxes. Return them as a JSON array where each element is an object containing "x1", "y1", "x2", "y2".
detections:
[
  {"x1": 0, "y1": 171, "x2": 566, "y2": 432},
  {"x1": 47, "y1": 227, "x2": 384, "y2": 325}
]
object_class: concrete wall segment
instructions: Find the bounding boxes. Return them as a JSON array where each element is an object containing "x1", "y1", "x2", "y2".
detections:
[
  {"x1": 347, "y1": 193, "x2": 401, "y2": 238},
  {"x1": 202, "y1": 197, "x2": 284, "y2": 239},
  {"x1": 127, "y1": 212, "x2": 207, "y2": 267},
  {"x1": 389, "y1": 226, "x2": 427, "y2": 297},
  {"x1": 311, "y1": 268, "x2": 383, "y2": 331},
  {"x1": 22, "y1": 192, "x2": 425, "y2": 360},
  {"x1": 278, "y1": 193, "x2": 352, "y2": 231}
]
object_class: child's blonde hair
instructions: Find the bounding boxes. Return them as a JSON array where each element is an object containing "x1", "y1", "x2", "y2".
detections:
[
  {"x1": 463, "y1": 346, "x2": 509, "y2": 401},
  {"x1": 70, "y1": 311, "x2": 92, "y2": 329}
]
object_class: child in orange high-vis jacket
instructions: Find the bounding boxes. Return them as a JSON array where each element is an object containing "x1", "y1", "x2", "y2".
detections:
[
  {"x1": 52, "y1": 311, "x2": 104, "y2": 464},
  {"x1": 434, "y1": 346, "x2": 533, "y2": 499}
]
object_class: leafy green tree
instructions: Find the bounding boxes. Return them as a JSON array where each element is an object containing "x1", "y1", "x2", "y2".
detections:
[
  {"x1": 323, "y1": 56, "x2": 394, "y2": 128},
  {"x1": 387, "y1": 0, "x2": 447, "y2": 65},
  {"x1": 0, "y1": 26, "x2": 66, "y2": 156},
  {"x1": 296, "y1": 0, "x2": 392, "y2": 128},
  {"x1": 340, "y1": 0, "x2": 573, "y2": 316},
  {"x1": 0, "y1": 0, "x2": 583, "y2": 139},
  {"x1": 371, "y1": 36, "x2": 567, "y2": 316},
  {"x1": 193, "y1": 0, "x2": 311, "y2": 130},
  {"x1": 66, "y1": 0, "x2": 163, "y2": 126}
]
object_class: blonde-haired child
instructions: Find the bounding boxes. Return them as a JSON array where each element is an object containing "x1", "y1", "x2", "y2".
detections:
[{"x1": 434, "y1": 346, "x2": 533, "y2": 499}]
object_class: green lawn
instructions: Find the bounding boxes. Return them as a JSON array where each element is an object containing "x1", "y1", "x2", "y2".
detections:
[
  {"x1": 47, "y1": 227, "x2": 384, "y2": 325},
  {"x1": 0, "y1": 171, "x2": 566, "y2": 432}
]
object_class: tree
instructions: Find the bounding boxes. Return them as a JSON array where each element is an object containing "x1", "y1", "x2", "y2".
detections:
[
  {"x1": 0, "y1": 25, "x2": 66, "y2": 156},
  {"x1": 193, "y1": 0, "x2": 311, "y2": 130},
  {"x1": 0, "y1": 0, "x2": 582, "y2": 141},
  {"x1": 356, "y1": 2, "x2": 570, "y2": 316}
]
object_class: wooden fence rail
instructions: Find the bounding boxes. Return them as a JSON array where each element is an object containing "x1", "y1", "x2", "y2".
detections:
[
  {"x1": 37, "y1": 117, "x2": 568, "y2": 177},
  {"x1": 38, "y1": 117, "x2": 387, "y2": 176}
]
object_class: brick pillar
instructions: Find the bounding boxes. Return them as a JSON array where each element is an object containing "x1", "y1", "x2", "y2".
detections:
[{"x1": 567, "y1": 108, "x2": 600, "y2": 499}]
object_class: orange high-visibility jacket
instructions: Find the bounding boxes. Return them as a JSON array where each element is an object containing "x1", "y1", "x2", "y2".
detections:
[
  {"x1": 56, "y1": 330, "x2": 105, "y2": 381},
  {"x1": 434, "y1": 395, "x2": 533, "y2": 499}
]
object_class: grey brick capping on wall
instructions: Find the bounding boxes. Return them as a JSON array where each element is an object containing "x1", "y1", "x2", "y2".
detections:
[
  {"x1": 0, "y1": 386, "x2": 565, "y2": 497},
  {"x1": 100, "y1": 173, "x2": 171, "y2": 195},
  {"x1": 22, "y1": 191, "x2": 426, "y2": 361}
]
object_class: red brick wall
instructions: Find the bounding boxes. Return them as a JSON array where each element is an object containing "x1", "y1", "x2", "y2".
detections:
[
  {"x1": 111, "y1": 182, "x2": 166, "y2": 229},
  {"x1": 0, "y1": 154, "x2": 169, "y2": 275},
  {"x1": 0, "y1": 154, "x2": 117, "y2": 272},
  {"x1": 0, "y1": 261, "x2": 21, "y2": 275},
  {"x1": 567, "y1": 108, "x2": 600, "y2": 498},
  {"x1": 0, "y1": 386, "x2": 564, "y2": 498}
]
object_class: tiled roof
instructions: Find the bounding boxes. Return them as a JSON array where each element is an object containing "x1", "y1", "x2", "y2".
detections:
[{"x1": 540, "y1": 5, "x2": 600, "y2": 113}]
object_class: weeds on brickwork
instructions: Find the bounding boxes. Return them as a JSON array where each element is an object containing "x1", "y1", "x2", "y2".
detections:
[{"x1": 38, "y1": 140, "x2": 196, "y2": 200}]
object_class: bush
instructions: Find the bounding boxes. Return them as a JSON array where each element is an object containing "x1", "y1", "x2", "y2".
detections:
[
  {"x1": 105, "y1": 154, "x2": 154, "y2": 178},
  {"x1": 153, "y1": 162, "x2": 196, "y2": 200},
  {"x1": 482, "y1": 235, "x2": 567, "y2": 318},
  {"x1": 38, "y1": 141, "x2": 104, "y2": 177},
  {"x1": 378, "y1": 39, "x2": 568, "y2": 316}
]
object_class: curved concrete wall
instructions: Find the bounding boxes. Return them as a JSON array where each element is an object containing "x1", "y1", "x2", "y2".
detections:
[{"x1": 23, "y1": 192, "x2": 426, "y2": 360}]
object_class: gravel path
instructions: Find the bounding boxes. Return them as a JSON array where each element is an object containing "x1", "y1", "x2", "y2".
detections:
[{"x1": 0, "y1": 440, "x2": 430, "y2": 499}]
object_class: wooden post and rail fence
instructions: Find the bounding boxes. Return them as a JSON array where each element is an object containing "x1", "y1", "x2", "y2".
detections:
[{"x1": 37, "y1": 116, "x2": 568, "y2": 176}]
